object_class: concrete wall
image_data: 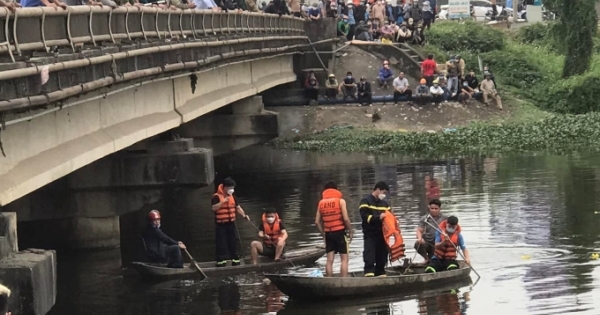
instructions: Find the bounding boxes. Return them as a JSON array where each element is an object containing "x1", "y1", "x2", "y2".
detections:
[{"x1": 0, "y1": 55, "x2": 296, "y2": 209}]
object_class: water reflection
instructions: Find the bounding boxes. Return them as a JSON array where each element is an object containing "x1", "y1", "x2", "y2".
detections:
[{"x1": 45, "y1": 147, "x2": 600, "y2": 315}]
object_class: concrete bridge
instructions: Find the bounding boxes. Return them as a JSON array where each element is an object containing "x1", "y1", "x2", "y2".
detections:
[{"x1": 0, "y1": 7, "x2": 336, "y2": 314}]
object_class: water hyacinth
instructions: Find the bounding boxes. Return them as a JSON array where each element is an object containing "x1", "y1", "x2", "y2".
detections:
[{"x1": 273, "y1": 114, "x2": 600, "y2": 156}]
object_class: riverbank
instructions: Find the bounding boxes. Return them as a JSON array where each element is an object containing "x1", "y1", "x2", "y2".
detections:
[{"x1": 273, "y1": 21, "x2": 600, "y2": 155}]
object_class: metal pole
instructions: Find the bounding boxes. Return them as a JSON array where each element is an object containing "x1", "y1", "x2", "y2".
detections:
[{"x1": 513, "y1": 0, "x2": 518, "y2": 22}]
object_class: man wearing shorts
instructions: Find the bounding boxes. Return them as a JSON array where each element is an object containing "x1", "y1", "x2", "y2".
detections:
[
  {"x1": 315, "y1": 181, "x2": 354, "y2": 277},
  {"x1": 250, "y1": 208, "x2": 288, "y2": 264}
]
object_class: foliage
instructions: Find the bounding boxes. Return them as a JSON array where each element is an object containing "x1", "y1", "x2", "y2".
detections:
[
  {"x1": 426, "y1": 21, "x2": 505, "y2": 53},
  {"x1": 273, "y1": 114, "x2": 600, "y2": 156}
]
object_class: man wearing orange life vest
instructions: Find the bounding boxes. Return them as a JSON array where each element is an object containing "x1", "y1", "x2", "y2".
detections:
[
  {"x1": 425, "y1": 215, "x2": 471, "y2": 273},
  {"x1": 315, "y1": 181, "x2": 354, "y2": 277},
  {"x1": 359, "y1": 181, "x2": 392, "y2": 277},
  {"x1": 250, "y1": 208, "x2": 288, "y2": 264},
  {"x1": 211, "y1": 178, "x2": 250, "y2": 267}
]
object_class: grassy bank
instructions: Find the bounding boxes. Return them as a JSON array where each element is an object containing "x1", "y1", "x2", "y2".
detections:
[{"x1": 274, "y1": 113, "x2": 600, "y2": 155}]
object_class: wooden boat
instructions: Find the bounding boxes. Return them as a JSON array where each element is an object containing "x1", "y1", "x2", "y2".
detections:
[
  {"x1": 130, "y1": 246, "x2": 325, "y2": 281},
  {"x1": 265, "y1": 261, "x2": 472, "y2": 300}
]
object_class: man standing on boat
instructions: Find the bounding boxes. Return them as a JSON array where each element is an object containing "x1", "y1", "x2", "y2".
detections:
[
  {"x1": 250, "y1": 208, "x2": 288, "y2": 264},
  {"x1": 415, "y1": 199, "x2": 447, "y2": 265},
  {"x1": 142, "y1": 210, "x2": 186, "y2": 269},
  {"x1": 425, "y1": 215, "x2": 471, "y2": 273},
  {"x1": 315, "y1": 181, "x2": 354, "y2": 277},
  {"x1": 359, "y1": 181, "x2": 392, "y2": 277},
  {"x1": 212, "y1": 177, "x2": 250, "y2": 267}
]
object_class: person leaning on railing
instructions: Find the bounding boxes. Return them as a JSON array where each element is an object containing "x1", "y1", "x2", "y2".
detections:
[{"x1": 0, "y1": 0, "x2": 20, "y2": 12}]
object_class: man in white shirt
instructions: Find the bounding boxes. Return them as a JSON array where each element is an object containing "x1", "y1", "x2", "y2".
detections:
[
  {"x1": 430, "y1": 79, "x2": 444, "y2": 105},
  {"x1": 392, "y1": 72, "x2": 412, "y2": 105}
]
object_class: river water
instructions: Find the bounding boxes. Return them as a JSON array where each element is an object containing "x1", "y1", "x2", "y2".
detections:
[{"x1": 46, "y1": 146, "x2": 600, "y2": 315}]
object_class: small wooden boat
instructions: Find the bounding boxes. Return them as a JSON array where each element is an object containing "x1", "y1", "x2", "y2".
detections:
[
  {"x1": 265, "y1": 261, "x2": 472, "y2": 300},
  {"x1": 131, "y1": 246, "x2": 325, "y2": 281}
]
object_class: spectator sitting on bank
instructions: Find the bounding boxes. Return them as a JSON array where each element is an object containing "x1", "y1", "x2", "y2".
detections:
[
  {"x1": 0, "y1": 0, "x2": 20, "y2": 11},
  {"x1": 378, "y1": 62, "x2": 394, "y2": 89},
  {"x1": 464, "y1": 70, "x2": 479, "y2": 90},
  {"x1": 305, "y1": 73, "x2": 319, "y2": 102},
  {"x1": 380, "y1": 21, "x2": 396, "y2": 39},
  {"x1": 369, "y1": 19, "x2": 381, "y2": 40},
  {"x1": 21, "y1": 0, "x2": 67, "y2": 8},
  {"x1": 396, "y1": 22, "x2": 412, "y2": 42},
  {"x1": 308, "y1": 2, "x2": 322, "y2": 20},
  {"x1": 338, "y1": 15, "x2": 350, "y2": 38},
  {"x1": 430, "y1": 79, "x2": 444, "y2": 105},
  {"x1": 393, "y1": 72, "x2": 412, "y2": 105},
  {"x1": 458, "y1": 81, "x2": 474, "y2": 105},
  {"x1": 481, "y1": 72, "x2": 503, "y2": 110},
  {"x1": 415, "y1": 78, "x2": 431, "y2": 106},
  {"x1": 411, "y1": 26, "x2": 425, "y2": 45},
  {"x1": 325, "y1": 74, "x2": 339, "y2": 100},
  {"x1": 358, "y1": 76, "x2": 373, "y2": 106},
  {"x1": 437, "y1": 75, "x2": 451, "y2": 103},
  {"x1": 406, "y1": 17, "x2": 417, "y2": 32},
  {"x1": 483, "y1": 65, "x2": 497, "y2": 87},
  {"x1": 339, "y1": 71, "x2": 358, "y2": 100},
  {"x1": 355, "y1": 21, "x2": 374, "y2": 41},
  {"x1": 0, "y1": 284, "x2": 10, "y2": 315}
]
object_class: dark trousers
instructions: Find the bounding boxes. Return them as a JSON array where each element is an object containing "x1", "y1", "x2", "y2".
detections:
[
  {"x1": 415, "y1": 95, "x2": 432, "y2": 106},
  {"x1": 165, "y1": 244, "x2": 184, "y2": 268},
  {"x1": 215, "y1": 222, "x2": 240, "y2": 264},
  {"x1": 425, "y1": 258, "x2": 459, "y2": 273},
  {"x1": 393, "y1": 90, "x2": 412, "y2": 103},
  {"x1": 432, "y1": 94, "x2": 443, "y2": 104},
  {"x1": 414, "y1": 240, "x2": 435, "y2": 260},
  {"x1": 358, "y1": 92, "x2": 372, "y2": 105},
  {"x1": 424, "y1": 75, "x2": 434, "y2": 87},
  {"x1": 423, "y1": 17, "x2": 432, "y2": 30},
  {"x1": 326, "y1": 88, "x2": 338, "y2": 99},
  {"x1": 363, "y1": 233, "x2": 388, "y2": 276},
  {"x1": 305, "y1": 88, "x2": 319, "y2": 101},
  {"x1": 347, "y1": 24, "x2": 356, "y2": 40}
]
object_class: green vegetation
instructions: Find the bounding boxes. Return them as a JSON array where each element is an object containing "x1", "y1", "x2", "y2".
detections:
[
  {"x1": 274, "y1": 113, "x2": 600, "y2": 155},
  {"x1": 423, "y1": 21, "x2": 600, "y2": 115}
]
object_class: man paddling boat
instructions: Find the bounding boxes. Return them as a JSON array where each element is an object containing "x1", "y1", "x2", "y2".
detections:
[
  {"x1": 315, "y1": 181, "x2": 354, "y2": 277},
  {"x1": 142, "y1": 210, "x2": 186, "y2": 269},
  {"x1": 359, "y1": 181, "x2": 392, "y2": 277},
  {"x1": 415, "y1": 199, "x2": 447, "y2": 265},
  {"x1": 425, "y1": 215, "x2": 471, "y2": 273},
  {"x1": 250, "y1": 208, "x2": 288, "y2": 264}
]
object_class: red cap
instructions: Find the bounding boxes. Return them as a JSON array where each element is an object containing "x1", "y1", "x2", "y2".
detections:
[{"x1": 148, "y1": 210, "x2": 161, "y2": 221}]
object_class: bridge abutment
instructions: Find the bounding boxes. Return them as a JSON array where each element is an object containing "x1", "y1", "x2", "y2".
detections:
[
  {"x1": 0, "y1": 213, "x2": 57, "y2": 315},
  {"x1": 176, "y1": 96, "x2": 279, "y2": 156}
]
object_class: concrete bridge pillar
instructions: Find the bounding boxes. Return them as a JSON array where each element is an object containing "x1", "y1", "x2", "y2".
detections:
[
  {"x1": 176, "y1": 96, "x2": 279, "y2": 156},
  {"x1": 0, "y1": 213, "x2": 57, "y2": 315}
]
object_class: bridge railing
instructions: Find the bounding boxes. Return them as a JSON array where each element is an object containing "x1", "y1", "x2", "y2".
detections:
[{"x1": 0, "y1": 7, "x2": 305, "y2": 61}]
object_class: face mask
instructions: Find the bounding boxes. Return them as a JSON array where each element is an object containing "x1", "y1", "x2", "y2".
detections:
[
  {"x1": 343, "y1": 19, "x2": 348, "y2": 23},
  {"x1": 446, "y1": 227, "x2": 456, "y2": 233},
  {"x1": 463, "y1": 83, "x2": 468, "y2": 87},
  {"x1": 266, "y1": 217, "x2": 275, "y2": 224},
  {"x1": 227, "y1": 189, "x2": 234, "y2": 195},
  {"x1": 378, "y1": 194, "x2": 386, "y2": 200},
  {"x1": 347, "y1": 75, "x2": 352, "y2": 79}
]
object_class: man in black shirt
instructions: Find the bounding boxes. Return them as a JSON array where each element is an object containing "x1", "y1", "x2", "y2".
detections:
[
  {"x1": 357, "y1": 76, "x2": 372, "y2": 106},
  {"x1": 142, "y1": 210, "x2": 186, "y2": 268},
  {"x1": 339, "y1": 71, "x2": 358, "y2": 100},
  {"x1": 359, "y1": 181, "x2": 392, "y2": 277}
]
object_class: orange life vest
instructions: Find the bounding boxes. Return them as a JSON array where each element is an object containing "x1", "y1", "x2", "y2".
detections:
[
  {"x1": 436, "y1": 293, "x2": 461, "y2": 315},
  {"x1": 382, "y1": 211, "x2": 405, "y2": 262},
  {"x1": 317, "y1": 188, "x2": 346, "y2": 233},
  {"x1": 434, "y1": 221, "x2": 462, "y2": 260},
  {"x1": 262, "y1": 213, "x2": 282, "y2": 246},
  {"x1": 213, "y1": 184, "x2": 236, "y2": 223}
]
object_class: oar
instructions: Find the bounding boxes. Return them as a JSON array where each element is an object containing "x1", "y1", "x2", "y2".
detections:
[
  {"x1": 247, "y1": 220, "x2": 297, "y2": 268},
  {"x1": 183, "y1": 248, "x2": 207, "y2": 280},
  {"x1": 423, "y1": 220, "x2": 481, "y2": 281}
]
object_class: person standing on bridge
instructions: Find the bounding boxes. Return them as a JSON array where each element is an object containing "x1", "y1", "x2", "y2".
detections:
[
  {"x1": 212, "y1": 177, "x2": 250, "y2": 267},
  {"x1": 359, "y1": 181, "x2": 392, "y2": 277},
  {"x1": 142, "y1": 210, "x2": 186, "y2": 269}
]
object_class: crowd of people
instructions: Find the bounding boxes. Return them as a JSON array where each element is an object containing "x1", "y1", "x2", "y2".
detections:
[{"x1": 304, "y1": 54, "x2": 503, "y2": 109}]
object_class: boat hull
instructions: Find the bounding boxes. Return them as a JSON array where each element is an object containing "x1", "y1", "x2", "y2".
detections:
[
  {"x1": 266, "y1": 261, "x2": 472, "y2": 300},
  {"x1": 131, "y1": 246, "x2": 325, "y2": 281}
]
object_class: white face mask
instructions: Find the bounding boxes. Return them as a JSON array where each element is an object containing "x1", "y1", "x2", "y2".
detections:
[
  {"x1": 227, "y1": 189, "x2": 234, "y2": 195},
  {"x1": 266, "y1": 217, "x2": 275, "y2": 224},
  {"x1": 446, "y1": 227, "x2": 456, "y2": 234},
  {"x1": 378, "y1": 194, "x2": 386, "y2": 200}
]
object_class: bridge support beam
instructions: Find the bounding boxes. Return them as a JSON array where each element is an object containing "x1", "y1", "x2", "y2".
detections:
[
  {"x1": 0, "y1": 213, "x2": 57, "y2": 315},
  {"x1": 176, "y1": 96, "x2": 279, "y2": 156}
]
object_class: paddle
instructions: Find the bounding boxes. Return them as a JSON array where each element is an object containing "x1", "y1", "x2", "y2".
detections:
[
  {"x1": 183, "y1": 248, "x2": 208, "y2": 280},
  {"x1": 422, "y1": 219, "x2": 481, "y2": 281},
  {"x1": 247, "y1": 220, "x2": 297, "y2": 268}
]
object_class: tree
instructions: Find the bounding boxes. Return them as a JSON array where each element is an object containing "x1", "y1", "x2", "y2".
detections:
[{"x1": 544, "y1": 0, "x2": 598, "y2": 78}]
